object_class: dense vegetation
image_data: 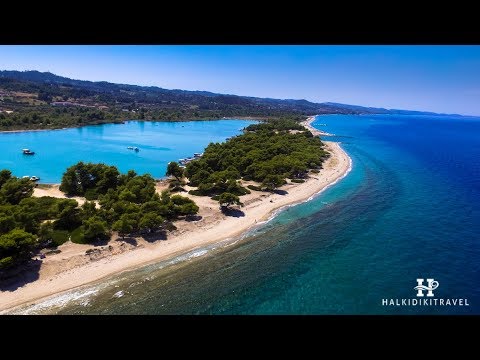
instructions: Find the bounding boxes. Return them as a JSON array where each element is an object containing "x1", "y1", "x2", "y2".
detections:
[
  {"x1": 244, "y1": 118, "x2": 304, "y2": 132},
  {"x1": 183, "y1": 120, "x2": 329, "y2": 203},
  {"x1": 0, "y1": 170, "x2": 82, "y2": 269},
  {"x1": 60, "y1": 162, "x2": 199, "y2": 235},
  {"x1": 0, "y1": 70, "x2": 364, "y2": 131},
  {"x1": 0, "y1": 165, "x2": 198, "y2": 272}
]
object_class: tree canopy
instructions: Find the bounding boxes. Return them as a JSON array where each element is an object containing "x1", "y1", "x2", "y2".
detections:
[
  {"x1": 0, "y1": 229, "x2": 37, "y2": 269},
  {"x1": 185, "y1": 120, "x2": 328, "y2": 197},
  {"x1": 218, "y1": 192, "x2": 242, "y2": 209},
  {"x1": 166, "y1": 162, "x2": 184, "y2": 181},
  {"x1": 0, "y1": 163, "x2": 199, "y2": 270},
  {"x1": 59, "y1": 162, "x2": 121, "y2": 199}
]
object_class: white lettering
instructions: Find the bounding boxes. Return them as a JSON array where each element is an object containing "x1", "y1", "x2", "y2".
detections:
[
  {"x1": 416, "y1": 278, "x2": 425, "y2": 297},
  {"x1": 426, "y1": 278, "x2": 435, "y2": 297}
]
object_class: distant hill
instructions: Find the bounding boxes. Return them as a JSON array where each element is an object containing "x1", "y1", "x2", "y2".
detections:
[
  {"x1": 323, "y1": 102, "x2": 460, "y2": 117},
  {"x1": 1, "y1": 70, "x2": 363, "y2": 115},
  {"x1": 0, "y1": 70, "x2": 454, "y2": 131}
]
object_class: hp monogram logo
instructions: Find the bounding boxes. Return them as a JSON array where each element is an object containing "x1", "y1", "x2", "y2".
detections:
[{"x1": 414, "y1": 278, "x2": 439, "y2": 297}]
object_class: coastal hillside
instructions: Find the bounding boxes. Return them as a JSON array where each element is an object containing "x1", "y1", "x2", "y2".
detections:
[{"x1": 0, "y1": 70, "x2": 371, "y2": 131}]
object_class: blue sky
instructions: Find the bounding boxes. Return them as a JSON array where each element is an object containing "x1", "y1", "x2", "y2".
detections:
[{"x1": 1, "y1": 45, "x2": 479, "y2": 115}]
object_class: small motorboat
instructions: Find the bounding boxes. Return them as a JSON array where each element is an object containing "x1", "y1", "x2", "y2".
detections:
[
  {"x1": 29, "y1": 176, "x2": 40, "y2": 181},
  {"x1": 22, "y1": 148, "x2": 35, "y2": 155},
  {"x1": 127, "y1": 146, "x2": 140, "y2": 151}
]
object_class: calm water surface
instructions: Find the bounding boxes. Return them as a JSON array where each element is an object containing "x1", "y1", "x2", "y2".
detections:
[{"x1": 0, "y1": 120, "x2": 254, "y2": 182}]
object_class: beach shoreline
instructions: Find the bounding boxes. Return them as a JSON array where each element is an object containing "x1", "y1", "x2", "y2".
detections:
[
  {"x1": 301, "y1": 116, "x2": 334, "y2": 136},
  {"x1": 0, "y1": 127, "x2": 351, "y2": 313}
]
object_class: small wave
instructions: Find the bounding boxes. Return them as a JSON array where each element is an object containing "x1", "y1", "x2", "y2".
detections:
[
  {"x1": 113, "y1": 290, "x2": 125, "y2": 298},
  {"x1": 189, "y1": 249, "x2": 208, "y2": 258},
  {"x1": 10, "y1": 288, "x2": 100, "y2": 315},
  {"x1": 160, "y1": 247, "x2": 213, "y2": 268}
]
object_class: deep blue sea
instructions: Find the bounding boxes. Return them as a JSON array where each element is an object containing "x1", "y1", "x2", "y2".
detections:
[
  {"x1": 10, "y1": 114, "x2": 480, "y2": 314},
  {"x1": 0, "y1": 120, "x2": 254, "y2": 183}
]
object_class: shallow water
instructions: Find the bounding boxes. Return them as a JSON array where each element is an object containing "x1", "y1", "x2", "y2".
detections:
[{"x1": 0, "y1": 120, "x2": 254, "y2": 182}]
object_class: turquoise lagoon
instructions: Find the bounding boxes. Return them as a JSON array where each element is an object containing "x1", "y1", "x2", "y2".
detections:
[{"x1": 0, "y1": 120, "x2": 254, "y2": 183}]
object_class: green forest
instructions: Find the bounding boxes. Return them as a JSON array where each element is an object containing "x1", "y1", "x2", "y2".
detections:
[
  {"x1": 184, "y1": 119, "x2": 329, "y2": 197},
  {"x1": 0, "y1": 165, "x2": 198, "y2": 272}
]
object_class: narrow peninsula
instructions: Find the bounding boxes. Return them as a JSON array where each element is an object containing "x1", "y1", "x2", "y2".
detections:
[{"x1": 0, "y1": 115, "x2": 350, "y2": 313}]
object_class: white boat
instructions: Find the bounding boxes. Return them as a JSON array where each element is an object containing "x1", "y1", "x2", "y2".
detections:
[{"x1": 29, "y1": 176, "x2": 40, "y2": 181}]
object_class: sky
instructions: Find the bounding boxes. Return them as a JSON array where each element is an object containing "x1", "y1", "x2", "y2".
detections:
[{"x1": 1, "y1": 45, "x2": 479, "y2": 116}]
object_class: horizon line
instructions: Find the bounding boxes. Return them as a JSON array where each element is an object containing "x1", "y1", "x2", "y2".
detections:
[{"x1": 1, "y1": 68, "x2": 478, "y2": 117}]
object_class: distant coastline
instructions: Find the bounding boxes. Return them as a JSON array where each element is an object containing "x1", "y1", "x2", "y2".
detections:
[
  {"x1": 300, "y1": 116, "x2": 334, "y2": 137},
  {"x1": 0, "y1": 118, "x2": 262, "y2": 135},
  {"x1": 0, "y1": 117, "x2": 352, "y2": 313}
]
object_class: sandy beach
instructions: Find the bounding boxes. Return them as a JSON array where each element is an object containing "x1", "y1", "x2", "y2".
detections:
[
  {"x1": 33, "y1": 186, "x2": 89, "y2": 206},
  {"x1": 301, "y1": 116, "x2": 334, "y2": 136},
  {"x1": 0, "y1": 138, "x2": 351, "y2": 313}
]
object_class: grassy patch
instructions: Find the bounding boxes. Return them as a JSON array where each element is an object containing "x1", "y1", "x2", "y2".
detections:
[{"x1": 290, "y1": 179, "x2": 305, "y2": 183}]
